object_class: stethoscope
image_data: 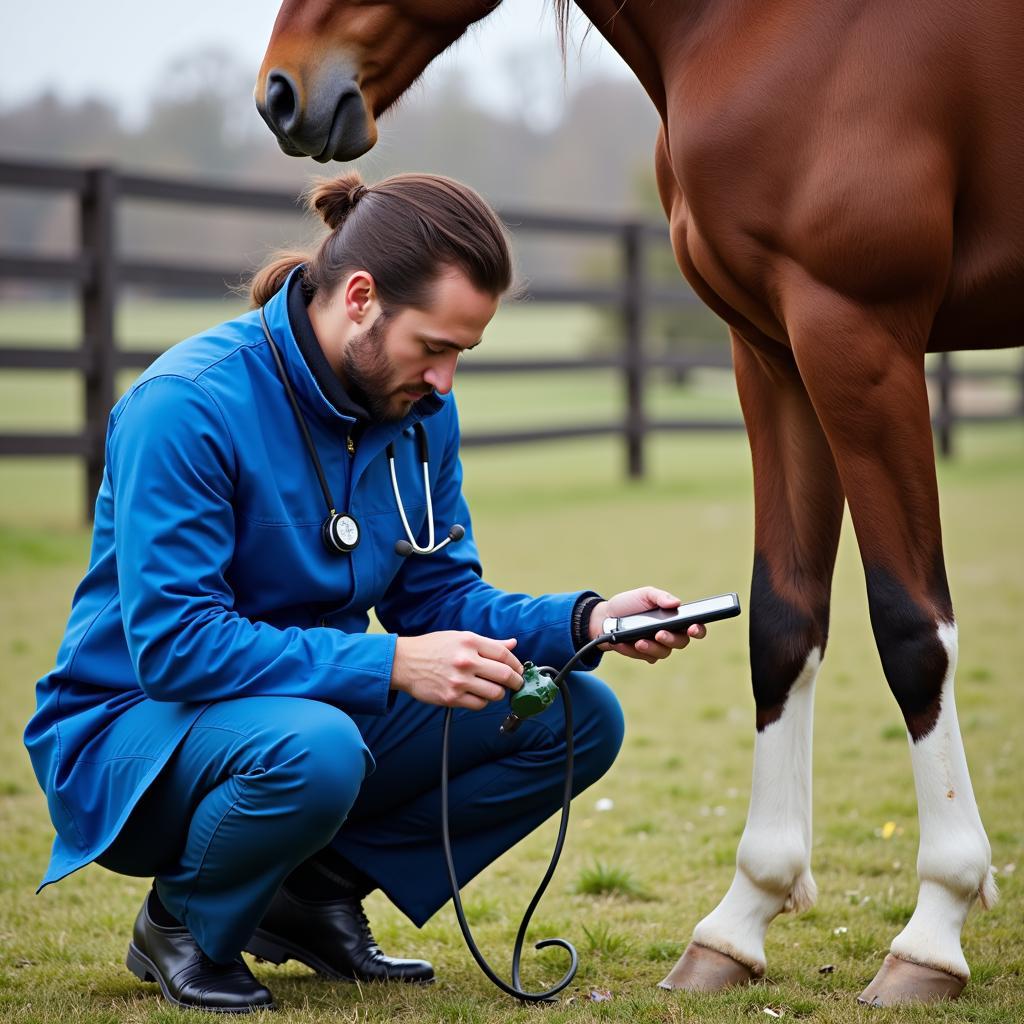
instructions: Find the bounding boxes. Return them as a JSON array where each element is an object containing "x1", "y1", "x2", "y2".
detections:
[{"x1": 259, "y1": 308, "x2": 465, "y2": 558}]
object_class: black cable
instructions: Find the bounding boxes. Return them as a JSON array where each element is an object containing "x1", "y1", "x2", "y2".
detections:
[
  {"x1": 440, "y1": 633, "x2": 611, "y2": 1002},
  {"x1": 259, "y1": 309, "x2": 339, "y2": 515}
]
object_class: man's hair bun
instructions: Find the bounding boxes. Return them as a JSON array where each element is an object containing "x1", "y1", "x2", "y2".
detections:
[{"x1": 307, "y1": 173, "x2": 370, "y2": 231}]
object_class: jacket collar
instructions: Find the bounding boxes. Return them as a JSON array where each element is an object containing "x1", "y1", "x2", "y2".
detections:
[
  {"x1": 260, "y1": 265, "x2": 444, "y2": 434},
  {"x1": 287, "y1": 267, "x2": 370, "y2": 423}
]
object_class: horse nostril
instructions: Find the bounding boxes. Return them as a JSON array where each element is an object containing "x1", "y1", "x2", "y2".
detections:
[{"x1": 265, "y1": 70, "x2": 299, "y2": 133}]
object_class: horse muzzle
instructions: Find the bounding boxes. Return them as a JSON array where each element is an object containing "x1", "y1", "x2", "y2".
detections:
[{"x1": 255, "y1": 63, "x2": 374, "y2": 163}]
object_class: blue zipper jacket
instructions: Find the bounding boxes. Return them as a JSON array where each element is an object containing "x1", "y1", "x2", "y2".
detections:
[{"x1": 24, "y1": 269, "x2": 597, "y2": 891}]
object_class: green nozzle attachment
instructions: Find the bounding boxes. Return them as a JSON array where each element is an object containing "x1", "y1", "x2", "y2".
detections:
[{"x1": 500, "y1": 662, "x2": 558, "y2": 733}]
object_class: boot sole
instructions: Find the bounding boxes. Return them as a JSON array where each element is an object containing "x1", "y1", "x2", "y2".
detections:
[
  {"x1": 245, "y1": 929, "x2": 434, "y2": 985},
  {"x1": 126, "y1": 942, "x2": 277, "y2": 1013}
]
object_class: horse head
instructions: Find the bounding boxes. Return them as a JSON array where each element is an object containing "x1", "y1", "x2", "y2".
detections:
[{"x1": 256, "y1": 0, "x2": 500, "y2": 161}]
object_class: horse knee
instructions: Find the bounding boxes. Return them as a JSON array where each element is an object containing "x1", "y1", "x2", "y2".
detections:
[{"x1": 866, "y1": 565, "x2": 951, "y2": 741}]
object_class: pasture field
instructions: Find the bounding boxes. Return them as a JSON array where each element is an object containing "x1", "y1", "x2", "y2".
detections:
[{"x1": 0, "y1": 299, "x2": 1022, "y2": 1022}]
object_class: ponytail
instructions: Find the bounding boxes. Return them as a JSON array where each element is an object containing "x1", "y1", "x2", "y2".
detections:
[{"x1": 247, "y1": 249, "x2": 308, "y2": 308}]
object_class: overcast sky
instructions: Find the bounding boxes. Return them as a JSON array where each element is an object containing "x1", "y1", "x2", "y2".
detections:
[{"x1": 1, "y1": 1, "x2": 633, "y2": 126}]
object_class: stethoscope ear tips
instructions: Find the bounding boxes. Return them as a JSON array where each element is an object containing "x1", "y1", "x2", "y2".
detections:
[{"x1": 394, "y1": 525, "x2": 465, "y2": 558}]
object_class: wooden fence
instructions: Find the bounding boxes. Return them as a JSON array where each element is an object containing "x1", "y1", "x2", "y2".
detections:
[{"x1": 1, "y1": 159, "x2": 1021, "y2": 519}]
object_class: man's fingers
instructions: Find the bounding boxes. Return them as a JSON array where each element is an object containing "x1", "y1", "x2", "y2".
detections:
[
  {"x1": 472, "y1": 658, "x2": 523, "y2": 692},
  {"x1": 466, "y1": 677, "x2": 510, "y2": 704},
  {"x1": 608, "y1": 642, "x2": 657, "y2": 662},
  {"x1": 595, "y1": 606, "x2": 706, "y2": 665},
  {"x1": 635, "y1": 638, "x2": 673, "y2": 659},
  {"x1": 477, "y1": 634, "x2": 524, "y2": 667},
  {"x1": 476, "y1": 636, "x2": 525, "y2": 674},
  {"x1": 653, "y1": 629, "x2": 692, "y2": 649}
]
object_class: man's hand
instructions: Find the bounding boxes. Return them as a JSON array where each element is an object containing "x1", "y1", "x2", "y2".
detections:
[
  {"x1": 589, "y1": 587, "x2": 707, "y2": 664},
  {"x1": 391, "y1": 632, "x2": 524, "y2": 709}
]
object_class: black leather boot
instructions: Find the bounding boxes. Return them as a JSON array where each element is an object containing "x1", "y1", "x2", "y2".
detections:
[
  {"x1": 245, "y1": 885, "x2": 435, "y2": 983},
  {"x1": 126, "y1": 892, "x2": 276, "y2": 1013}
]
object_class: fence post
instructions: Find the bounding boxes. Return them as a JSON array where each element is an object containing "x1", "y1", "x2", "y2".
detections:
[
  {"x1": 935, "y1": 351, "x2": 953, "y2": 458},
  {"x1": 622, "y1": 222, "x2": 646, "y2": 478},
  {"x1": 1019, "y1": 351, "x2": 1024, "y2": 419},
  {"x1": 80, "y1": 167, "x2": 118, "y2": 517}
]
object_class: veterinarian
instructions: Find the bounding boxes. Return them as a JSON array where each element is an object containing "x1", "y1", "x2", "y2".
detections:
[{"x1": 24, "y1": 171, "x2": 706, "y2": 1013}]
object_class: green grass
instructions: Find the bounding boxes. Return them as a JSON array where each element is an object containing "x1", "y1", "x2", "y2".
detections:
[
  {"x1": 0, "y1": 299, "x2": 1022, "y2": 1021},
  {"x1": 573, "y1": 863, "x2": 651, "y2": 901},
  {"x1": 581, "y1": 920, "x2": 635, "y2": 958}
]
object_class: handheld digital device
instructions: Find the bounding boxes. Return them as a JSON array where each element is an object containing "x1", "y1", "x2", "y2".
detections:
[{"x1": 601, "y1": 592, "x2": 741, "y2": 645}]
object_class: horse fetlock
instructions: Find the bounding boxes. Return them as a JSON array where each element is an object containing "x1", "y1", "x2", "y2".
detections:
[
  {"x1": 916, "y1": 833, "x2": 993, "y2": 905},
  {"x1": 979, "y1": 866, "x2": 999, "y2": 910},
  {"x1": 736, "y1": 832, "x2": 811, "y2": 902},
  {"x1": 783, "y1": 867, "x2": 817, "y2": 914}
]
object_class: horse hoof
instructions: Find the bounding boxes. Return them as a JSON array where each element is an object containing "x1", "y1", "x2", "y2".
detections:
[
  {"x1": 857, "y1": 953, "x2": 966, "y2": 1006},
  {"x1": 658, "y1": 942, "x2": 757, "y2": 992}
]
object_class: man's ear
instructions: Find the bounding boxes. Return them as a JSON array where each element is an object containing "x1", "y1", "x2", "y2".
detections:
[{"x1": 343, "y1": 271, "x2": 377, "y2": 323}]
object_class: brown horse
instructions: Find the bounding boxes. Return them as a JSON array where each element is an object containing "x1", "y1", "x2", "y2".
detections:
[{"x1": 256, "y1": 0, "x2": 1022, "y2": 1006}]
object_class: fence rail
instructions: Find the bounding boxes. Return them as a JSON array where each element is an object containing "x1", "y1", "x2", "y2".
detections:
[{"x1": 1, "y1": 158, "x2": 1021, "y2": 518}]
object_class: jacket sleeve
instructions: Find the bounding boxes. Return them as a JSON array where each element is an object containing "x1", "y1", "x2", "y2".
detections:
[
  {"x1": 374, "y1": 401, "x2": 603, "y2": 672},
  {"x1": 109, "y1": 374, "x2": 394, "y2": 712}
]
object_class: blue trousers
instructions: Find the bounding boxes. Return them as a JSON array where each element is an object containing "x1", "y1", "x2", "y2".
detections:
[{"x1": 96, "y1": 673, "x2": 624, "y2": 963}]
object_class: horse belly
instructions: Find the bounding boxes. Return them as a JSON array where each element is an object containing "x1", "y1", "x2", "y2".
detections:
[
  {"x1": 904, "y1": 2, "x2": 1024, "y2": 351},
  {"x1": 932, "y1": 210, "x2": 1024, "y2": 351},
  {"x1": 931, "y1": 277, "x2": 1024, "y2": 352}
]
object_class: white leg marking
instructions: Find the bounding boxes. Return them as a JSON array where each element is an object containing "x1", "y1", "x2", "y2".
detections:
[
  {"x1": 691, "y1": 648, "x2": 821, "y2": 973},
  {"x1": 889, "y1": 622, "x2": 995, "y2": 980}
]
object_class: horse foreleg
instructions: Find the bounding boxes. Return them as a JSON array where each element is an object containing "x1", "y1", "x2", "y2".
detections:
[
  {"x1": 661, "y1": 336, "x2": 844, "y2": 991},
  {"x1": 792, "y1": 307, "x2": 995, "y2": 1005}
]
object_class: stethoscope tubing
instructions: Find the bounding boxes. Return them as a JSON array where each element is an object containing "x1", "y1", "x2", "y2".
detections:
[
  {"x1": 387, "y1": 432, "x2": 454, "y2": 555},
  {"x1": 440, "y1": 635, "x2": 605, "y2": 1002},
  {"x1": 260, "y1": 308, "x2": 340, "y2": 517}
]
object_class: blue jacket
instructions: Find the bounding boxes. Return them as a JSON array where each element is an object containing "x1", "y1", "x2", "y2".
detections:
[{"x1": 24, "y1": 269, "x2": 596, "y2": 890}]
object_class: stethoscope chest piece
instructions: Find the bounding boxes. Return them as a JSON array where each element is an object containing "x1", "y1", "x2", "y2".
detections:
[{"x1": 322, "y1": 512, "x2": 360, "y2": 554}]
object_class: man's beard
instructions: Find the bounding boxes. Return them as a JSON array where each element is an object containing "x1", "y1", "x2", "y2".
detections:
[{"x1": 342, "y1": 315, "x2": 420, "y2": 422}]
